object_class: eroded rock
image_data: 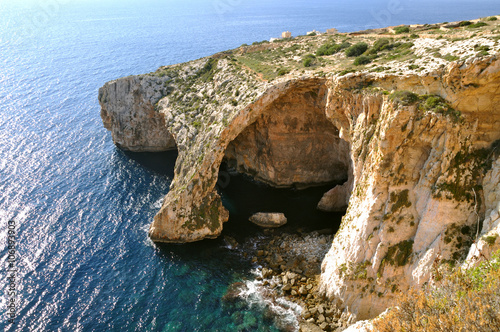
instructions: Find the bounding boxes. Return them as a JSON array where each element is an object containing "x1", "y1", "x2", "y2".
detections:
[
  {"x1": 100, "y1": 29, "x2": 500, "y2": 323},
  {"x1": 250, "y1": 212, "x2": 288, "y2": 228}
]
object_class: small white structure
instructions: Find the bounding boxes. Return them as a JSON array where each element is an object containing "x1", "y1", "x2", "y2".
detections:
[
  {"x1": 281, "y1": 31, "x2": 292, "y2": 38},
  {"x1": 307, "y1": 29, "x2": 321, "y2": 36},
  {"x1": 270, "y1": 37, "x2": 280, "y2": 43}
]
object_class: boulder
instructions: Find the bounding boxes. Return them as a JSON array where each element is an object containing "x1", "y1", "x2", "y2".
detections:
[{"x1": 249, "y1": 213, "x2": 287, "y2": 228}]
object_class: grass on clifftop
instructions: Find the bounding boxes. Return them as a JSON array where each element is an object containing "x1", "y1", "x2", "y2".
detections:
[
  {"x1": 373, "y1": 252, "x2": 500, "y2": 331},
  {"x1": 229, "y1": 15, "x2": 500, "y2": 81}
]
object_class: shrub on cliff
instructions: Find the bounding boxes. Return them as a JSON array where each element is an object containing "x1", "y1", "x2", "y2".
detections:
[
  {"x1": 354, "y1": 55, "x2": 371, "y2": 66},
  {"x1": 372, "y1": 252, "x2": 500, "y2": 332},
  {"x1": 418, "y1": 95, "x2": 462, "y2": 122},
  {"x1": 277, "y1": 67, "x2": 290, "y2": 76},
  {"x1": 345, "y1": 42, "x2": 369, "y2": 57},
  {"x1": 394, "y1": 26, "x2": 410, "y2": 34},
  {"x1": 372, "y1": 38, "x2": 391, "y2": 52},
  {"x1": 389, "y1": 90, "x2": 419, "y2": 105},
  {"x1": 197, "y1": 58, "x2": 218, "y2": 82},
  {"x1": 302, "y1": 54, "x2": 316, "y2": 67},
  {"x1": 316, "y1": 41, "x2": 351, "y2": 56},
  {"x1": 469, "y1": 22, "x2": 488, "y2": 28}
]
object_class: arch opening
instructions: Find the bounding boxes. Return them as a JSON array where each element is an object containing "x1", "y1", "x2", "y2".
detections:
[{"x1": 217, "y1": 83, "x2": 353, "y2": 239}]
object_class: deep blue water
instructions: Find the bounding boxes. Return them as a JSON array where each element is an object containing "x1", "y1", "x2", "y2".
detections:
[{"x1": 1, "y1": 0, "x2": 499, "y2": 331}]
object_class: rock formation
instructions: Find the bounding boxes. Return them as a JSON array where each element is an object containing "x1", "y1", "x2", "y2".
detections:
[
  {"x1": 249, "y1": 213, "x2": 288, "y2": 228},
  {"x1": 99, "y1": 75, "x2": 177, "y2": 151},
  {"x1": 99, "y1": 19, "x2": 500, "y2": 321}
]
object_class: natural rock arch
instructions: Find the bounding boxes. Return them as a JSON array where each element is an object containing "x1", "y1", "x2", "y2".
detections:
[{"x1": 223, "y1": 80, "x2": 351, "y2": 192}]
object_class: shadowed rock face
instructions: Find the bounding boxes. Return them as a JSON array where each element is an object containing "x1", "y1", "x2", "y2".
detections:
[{"x1": 224, "y1": 86, "x2": 350, "y2": 188}]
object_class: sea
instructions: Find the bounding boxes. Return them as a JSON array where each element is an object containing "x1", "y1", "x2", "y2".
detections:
[{"x1": 1, "y1": 0, "x2": 499, "y2": 331}]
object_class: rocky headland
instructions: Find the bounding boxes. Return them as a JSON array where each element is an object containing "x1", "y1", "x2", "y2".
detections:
[{"x1": 100, "y1": 16, "x2": 500, "y2": 329}]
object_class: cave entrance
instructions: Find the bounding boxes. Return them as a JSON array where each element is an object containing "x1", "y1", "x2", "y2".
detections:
[{"x1": 218, "y1": 82, "x2": 352, "y2": 239}]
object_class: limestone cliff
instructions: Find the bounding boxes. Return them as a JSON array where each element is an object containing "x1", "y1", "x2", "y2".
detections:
[
  {"x1": 99, "y1": 18, "x2": 500, "y2": 321},
  {"x1": 99, "y1": 75, "x2": 176, "y2": 151}
]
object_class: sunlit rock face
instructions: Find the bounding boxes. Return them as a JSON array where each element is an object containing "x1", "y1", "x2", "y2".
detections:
[
  {"x1": 100, "y1": 43, "x2": 500, "y2": 321},
  {"x1": 224, "y1": 85, "x2": 350, "y2": 188},
  {"x1": 99, "y1": 75, "x2": 176, "y2": 152},
  {"x1": 320, "y1": 56, "x2": 500, "y2": 320}
]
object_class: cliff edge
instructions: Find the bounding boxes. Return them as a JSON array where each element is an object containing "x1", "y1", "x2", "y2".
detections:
[{"x1": 99, "y1": 17, "x2": 500, "y2": 320}]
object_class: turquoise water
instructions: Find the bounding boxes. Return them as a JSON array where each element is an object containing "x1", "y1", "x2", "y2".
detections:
[{"x1": 1, "y1": 0, "x2": 499, "y2": 331}]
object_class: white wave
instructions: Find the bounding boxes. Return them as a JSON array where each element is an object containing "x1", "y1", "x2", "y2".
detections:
[
  {"x1": 152, "y1": 197, "x2": 164, "y2": 209},
  {"x1": 239, "y1": 277, "x2": 302, "y2": 332},
  {"x1": 140, "y1": 223, "x2": 156, "y2": 248}
]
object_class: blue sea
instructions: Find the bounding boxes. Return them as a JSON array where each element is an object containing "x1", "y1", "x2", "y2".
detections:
[{"x1": 1, "y1": 0, "x2": 499, "y2": 331}]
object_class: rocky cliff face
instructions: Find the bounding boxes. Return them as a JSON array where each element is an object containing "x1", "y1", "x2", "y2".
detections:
[
  {"x1": 224, "y1": 83, "x2": 350, "y2": 188},
  {"x1": 99, "y1": 75, "x2": 177, "y2": 151},
  {"x1": 320, "y1": 57, "x2": 500, "y2": 318},
  {"x1": 99, "y1": 25, "x2": 500, "y2": 320}
]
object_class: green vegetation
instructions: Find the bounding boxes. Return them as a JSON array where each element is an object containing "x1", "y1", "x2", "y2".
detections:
[
  {"x1": 352, "y1": 261, "x2": 371, "y2": 280},
  {"x1": 277, "y1": 67, "x2": 290, "y2": 76},
  {"x1": 442, "y1": 54, "x2": 460, "y2": 61},
  {"x1": 197, "y1": 58, "x2": 219, "y2": 82},
  {"x1": 273, "y1": 37, "x2": 293, "y2": 43},
  {"x1": 442, "y1": 223, "x2": 475, "y2": 263},
  {"x1": 236, "y1": 55, "x2": 281, "y2": 81},
  {"x1": 383, "y1": 240, "x2": 414, "y2": 267},
  {"x1": 390, "y1": 189, "x2": 411, "y2": 212},
  {"x1": 371, "y1": 38, "x2": 391, "y2": 52},
  {"x1": 373, "y1": 251, "x2": 500, "y2": 332},
  {"x1": 459, "y1": 20, "x2": 472, "y2": 27},
  {"x1": 389, "y1": 92, "x2": 462, "y2": 123},
  {"x1": 252, "y1": 40, "x2": 269, "y2": 45},
  {"x1": 345, "y1": 42, "x2": 369, "y2": 57},
  {"x1": 338, "y1": 68, "x2": 356, "y2": 76},
  {"x1": 302, "y1": 54, "x2": 316, "y2": 67},
  {"x1": 183, "y1": 196, "x2": 223, "y2": 233},
  {"x1": 316, "y1": 40, "x2": 351, "y2": 56},
  {"x1": 418, "y1": 95, "x2": 461, "y2": 122},
  {"x1": 475, "y1": 44, "x2": 491, "y2": 56},
  {"x1": 365, "y1": 40, "x2": 415, "y2": 62},
  {"x1": 433, "y1": 141, "x2": 499, "y2": 203},
  {"x1": 483, "y1": 234, "x2": 499, "y2": 246},
  {"x1": 389, "y1": 90, "x2": 419, "y2": 105},
  {"x1": 354, "y1": 55, "x2": 371, "y2": 65},
  {"x1": 469, "y1": 22, "x2": 488, "y2": 28},
  {"x1": 394, "y1": 26, "x2": 410, "y2": 34},
  {"x1": 488, "y1": 16, "x2": 498, "y2": 21}
]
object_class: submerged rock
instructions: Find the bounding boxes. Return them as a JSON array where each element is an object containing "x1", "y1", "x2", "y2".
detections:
[
  {"x1": 223, "y1": 235, "x2": 239, "y2": 249},
  {"x1": 222, "y1": 282, "x2": 247, "y2": 304},
  {"x1": 249, "y1": 212, "x2": 288, "y2": 228}
]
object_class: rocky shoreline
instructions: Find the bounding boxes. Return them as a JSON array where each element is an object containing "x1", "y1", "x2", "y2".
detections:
[{"x1": 232, "y1": 230, "x2": 353, "y2": 331}]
